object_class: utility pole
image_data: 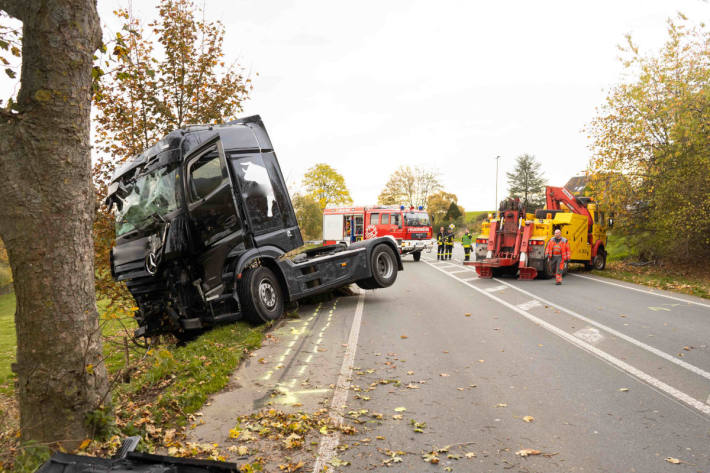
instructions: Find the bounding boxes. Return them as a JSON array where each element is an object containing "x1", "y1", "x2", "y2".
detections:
[{"x1": 495, "y1": 155, "x2": 501, "y2": 216}]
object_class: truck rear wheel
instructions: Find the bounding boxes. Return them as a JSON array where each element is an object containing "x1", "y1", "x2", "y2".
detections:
[
  {"x1": 412, "y1": 251, "x2": 421, "y2": 262},
  {"x1": 238, "y1": 266, "x2": 284, "y2": 324},
  {"x1": 356, "y1": 244, "x2": 398, "y2": 289}
]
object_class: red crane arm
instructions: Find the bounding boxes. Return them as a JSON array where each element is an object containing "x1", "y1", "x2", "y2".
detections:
[{"x1": 545, "y1": 186, "x2": 592, "y2": 226}]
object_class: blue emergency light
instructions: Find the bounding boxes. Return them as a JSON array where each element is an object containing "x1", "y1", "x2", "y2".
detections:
[
  {"x1": 418, "y1": 206, "x2": 423, "y2": 210},
  {"x1": 400, "y1": 205, "x2": 405, "y2": 210}
]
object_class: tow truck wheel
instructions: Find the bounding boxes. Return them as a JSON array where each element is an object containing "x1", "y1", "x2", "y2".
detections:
[
  {"x1": 593, "y1": 250, "x2": 606, "y2": 270},
  {"x1": 412, "y1": 251, "x2": 421, "y2": 262},
  {"x1": 238, "y1": 266, "x2": 284, "y2": 324}
]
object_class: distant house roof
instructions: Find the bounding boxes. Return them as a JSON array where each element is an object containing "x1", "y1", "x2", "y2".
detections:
[{"x1": 564, "y1": 175, "x2": 588, "y2": 195}]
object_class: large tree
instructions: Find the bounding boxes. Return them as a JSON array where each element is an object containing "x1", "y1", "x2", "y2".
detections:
[
  {"x1": 292, "y1": 194, "x2": 322, "y2": 241},
  {"x1": 427, "y1": 191, "x2": 462, "y2": 229},
  {"x1": 302, "y1": 163, "x2": 353, "y2": 211},
  {"x1": 505, "y1": 153, "x2": 546, "y2": 210},
  {"x1": 0, "y1": 0, "x2": 108, "y2": 450},
  {"x1": 586, "y1": 16, "x2": 710, "y2": 262},
  {"x1": 377, "y1": 165, "x2": 441, "y2": 208}
]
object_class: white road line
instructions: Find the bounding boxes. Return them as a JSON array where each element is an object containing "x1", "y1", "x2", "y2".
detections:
[
  {"x1": 485, "y1": 285, "x2": 507, "y2": 293},
  {"x1": 518, "y1": 299, "x2": 542, "y2": 311},
  {"x1": 313, "y1": 292, "x2": 366, "y2": 472},
  {"x1": 570, "y1": 273, "x2": 710, "y2": 309},
  {"x1": 424, "y1": 260, "x2": 710, "y2": 417},
  {"x1": 493, "y1": 278, "x2": 710, "y2": 382}
]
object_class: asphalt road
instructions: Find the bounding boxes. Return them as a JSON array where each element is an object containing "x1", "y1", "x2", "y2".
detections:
[{"x1": 193, "y1": 244, "x2": 710, "y2": 473}]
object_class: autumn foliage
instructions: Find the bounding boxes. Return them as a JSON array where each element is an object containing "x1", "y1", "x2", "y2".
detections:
[
  {"x1": 587, "y1": 16, "x2": 710, "y2": 264},
  {"x1": 91, "y1": 0, "x2": 253, "y2": 305}
]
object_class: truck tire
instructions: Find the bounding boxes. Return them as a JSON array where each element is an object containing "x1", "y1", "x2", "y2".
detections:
[
  {"x1": 542, "y1": 258, "x2": 555, "y2": 279},
  {"x1": 238, "y1": 266, "x2": 284, "y2": 324},
  {"x1": 369, "y1": 244, "x2": 398, "y2": 288},
  {"x1": 413, "y1": 251, "x2": 421, "y2": 262},
  {"x1": 355, "y1": 279, "x2": 377, "y2": 290},
  {"x1": 592, "y1": 250, "x2": 606, "y2": 270}
]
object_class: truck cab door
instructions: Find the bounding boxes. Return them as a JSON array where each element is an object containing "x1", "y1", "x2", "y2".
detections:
[{"x1": 185, "y1": 138, "x2": 245, "y2": 294}]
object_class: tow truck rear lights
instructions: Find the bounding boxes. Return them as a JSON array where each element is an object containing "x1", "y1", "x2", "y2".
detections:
[
  {"x1": 476, "y1": 238, "x2": 488, "y2": 244},
  {"x1": 529, "y1": 240, "x2": 544, "y2": 246}
]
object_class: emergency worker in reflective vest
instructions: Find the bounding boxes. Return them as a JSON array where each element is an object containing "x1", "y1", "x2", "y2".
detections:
[
  {"x1": 445, "y1": 224, "x2": 455, "y2": 260},
  {"x1": 436, "y1": 227, "x2": 446, "y2": 260},
  {"x1": 461, "y1": 229, "x2": 473, "y2": 261},
  {"x1": 545, "y1": 229, "x2": 570, "y2": 285}
]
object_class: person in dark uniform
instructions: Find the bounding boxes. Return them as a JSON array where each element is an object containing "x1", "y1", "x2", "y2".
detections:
[
  {"x1": 436, "y1": 226, "x2": 446, "y2": 260},
  {"x1": 445, "y1": 225, "x2": 455, "y2": 260}
]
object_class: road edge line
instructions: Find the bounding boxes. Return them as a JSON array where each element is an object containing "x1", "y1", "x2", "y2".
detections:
[
  {"x1": 570, "y1": 273, "x2": 710, "y2": 308},
  {"x1": 423, "y1": 260, "x2": 710, "y2": 417},
  {"x1": 492, "y1": 278, "x2": 710, "y2": 382},
  {"x1": 312, "y1": 291, "x2": 365, "y2": 472}
]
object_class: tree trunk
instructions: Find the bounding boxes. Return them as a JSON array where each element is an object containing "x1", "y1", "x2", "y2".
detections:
[{"x1": 0, "y1": 0, "x2": 108, "y2": 450}]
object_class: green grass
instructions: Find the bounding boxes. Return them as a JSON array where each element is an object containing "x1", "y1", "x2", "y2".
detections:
[
  {"x1": 465, "y1": 210, "x2": 491, "y2": 221},
  {"x1": 0, "y1": 293, "x2": 16, "y2": 393},
  {"x1": 605, "y1": 233, "x2": 634, "y2": 262}
]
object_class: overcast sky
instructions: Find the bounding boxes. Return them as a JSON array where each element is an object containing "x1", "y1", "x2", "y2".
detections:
[{"x1": 3, "y1": 1, "x2": 709, "y2": 210}]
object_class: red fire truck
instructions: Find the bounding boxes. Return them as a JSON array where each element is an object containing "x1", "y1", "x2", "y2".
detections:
[{"x1": 323, "y1": 206, "x2": 434, "y2": 261}]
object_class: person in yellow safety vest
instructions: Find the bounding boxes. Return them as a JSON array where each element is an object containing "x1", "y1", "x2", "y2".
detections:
[
  {"x1": 461, "y1": 228, "x2": 473, "y2": 261},
  {"x1": 445, "y1": 224, "x2": 455, "y2": 260},
  {"x1": 545, "y1": 228, "x2": 571, "y2": 285},
  {"x1": 436, "y1": 226, "x2": 446, "y2": 260}
]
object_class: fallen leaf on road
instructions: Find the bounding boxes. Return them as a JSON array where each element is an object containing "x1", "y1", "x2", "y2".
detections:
[
  {"x1": 516, "y1": 449, "x2": 541, "y2": 457},
  {"x1": 447, "y1": 454, "x2": 462, "y2": 459},
  {"x1": 237, "y1": 445, "x2": 249, "y2": 455},
  {"x1": 394, "y1": 407, "x2": 407, "y2": 412},
  {"x1": 456, "y1": 387, "x2": 464, "y2": 391},
  {"x1": 376, "y1": 436, "x2": 385, "y2": 440},
  {"x1": 523, "y1": 416, "x2": 534, "y2": 422},
  {"x1": 78, "y1": 439, "x2": 91, "y2": 450},
  {"x1": 464, "y1": 452, "x2": 476, "y2": 458},
  {"x1": 258, "y1": 358, "x2": 266, "y2": 364},
  {"x1": 407, "y1": 370, "x2": 414, "y2": 375},
  {"x1": 478, "y1": 359, "x2": 485, "y2": 363},
  {"x1": 495, "y1": 403, "x2": 508, "y2": 408},
  {"x1": 330, "y1": 457, "x2": 350, "y2": 467},
  {"x1": 665, "y1": 457, "x2": 682, "y2": 464},
  {"x1": 278, "y1": 461, "x2": 304, "y2": 472},
  {"x1": 406, "y1": 383, "x2": 420, "y2": 389},
  {"x1": 401, "y1": 335, "x2": 408, "y2": 339},
  {"x1": 392, "y1": 414, "x2": 403, "y2": 420},
  {"x1": 619, "y1": 388, "x2": 629, "y2": 392},
  {"x1": 465, "y1": 313, "x2": 471, "y2": 317},
  {"x1": 683, "y1": 346, "x2": 692, "y2": 351},
  {"x1": 440, "y1": 373, "x2": 450, "y2": 377},
  {"x1": 469, "y1": 384, "x2": 477, "y2": 388}
]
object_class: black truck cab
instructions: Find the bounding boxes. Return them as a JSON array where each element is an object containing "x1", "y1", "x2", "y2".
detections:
[{"x1": 106, "y1": 116, "x2": 401, "y2": 337}]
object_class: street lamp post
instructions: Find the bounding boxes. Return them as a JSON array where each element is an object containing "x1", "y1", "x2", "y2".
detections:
[{"x1": 495, "y1": 155, "x2": 501, "y2": 217}]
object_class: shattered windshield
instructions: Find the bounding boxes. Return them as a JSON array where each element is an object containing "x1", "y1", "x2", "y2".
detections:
[
  {"x1": 404, "y1": 212, "x2": 430, "y2": 226},
  {"x1": 115, "y1": 165, "x2": 180, "y2": 236}
]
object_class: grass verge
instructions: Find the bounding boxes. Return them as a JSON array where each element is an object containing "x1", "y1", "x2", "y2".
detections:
[
  {"x1": 589, "y1": 261, "x2": 710, "y2": 300},
  {"x1": 0, "y1": 294, "x2": 266, "y2": 472}
]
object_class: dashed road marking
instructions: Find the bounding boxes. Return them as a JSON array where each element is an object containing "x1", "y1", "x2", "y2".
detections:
[
  {"x1": 574, "y1": 327, "x2": 604, "y2": 345},
  {"x1": 313, "y1": 292, "x2": 366, "y2": 472},
  {"x1": 518, "y1": 299, "x2": 542, "y2": 311},
  {"x1": 493, "y1": 278, "x2": 710, "y2": 383},
  {"x1": 485, "y1": 285, "x2": 507, "y2": 293},
  {"x1": 424, "y1": 260, "x2": 710, "y2": 417}
]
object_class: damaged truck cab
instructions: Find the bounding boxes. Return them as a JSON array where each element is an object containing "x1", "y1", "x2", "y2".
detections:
[{"x1": 106, "y1": 116, "x2": 402, "y2": 338}]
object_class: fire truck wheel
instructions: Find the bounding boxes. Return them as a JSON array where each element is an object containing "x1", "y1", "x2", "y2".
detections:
[
  {"x1": 356, "y1": 279, "x2": 377, "y2": 290},
  {"x1": 412, "y1": 251, "x2": 422, "y2": 262},
  {"x1": 369, "y1": 244, "x2": 398, "y2": 288},
  {"x1": 238, "y1": 266, "x2": 284, "y2": 324}
]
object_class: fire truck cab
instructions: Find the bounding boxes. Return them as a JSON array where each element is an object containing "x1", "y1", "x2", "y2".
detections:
[{"x1": 323, "y1": 206, "x2": 434, "y2": 261}]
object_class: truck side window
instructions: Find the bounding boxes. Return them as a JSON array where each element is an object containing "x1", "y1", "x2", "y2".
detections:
[
  {"x1": 381, "y1": 214, "x2": 390, "y2": 225},
  {"x1": 189, "y1": 150, "x2": 224, "y2": 201},
  {"x1": 392, "y1": 214, "x2": 400, "y2": 226},
  {"x1": 370, "y1": 213, "x2": 379, "y2": 225},
  {"x1": 233, "y1": 154, "x2": 282, "y2": 234}
]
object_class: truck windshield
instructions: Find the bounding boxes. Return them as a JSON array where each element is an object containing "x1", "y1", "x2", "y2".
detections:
[
  {"x1": 115, "y1": 165, "x2": 180, "y2": 236},
  {"x1": 404, "y1": 212, "x2": 430, "y2": 226}
]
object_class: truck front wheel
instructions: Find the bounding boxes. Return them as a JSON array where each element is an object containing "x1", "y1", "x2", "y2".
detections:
[
  {"x1": 238, "y1": 266, "x2": 284, "y2": 324},
  {"x1": 356, "y1": 244, "x2": 398, "y2": 289},
  {"x1": 593, "y1": 250, "x2": 606, "y2": 270}
]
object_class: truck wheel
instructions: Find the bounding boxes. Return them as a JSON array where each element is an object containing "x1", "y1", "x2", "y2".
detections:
[
  {"x1": 368, "y1": 244, "x2": 398, "y2": 288},
  {"x1": 542, "y1": 258, "x2": 555, "y2": 279},
  {"x1": 412, "y1": 251, "x2": 421, "y2": 262},
  {"x1": 593, "y1": 250, "x2": 606, "y2": 270},
  {"x1": 356, "y1": 279, "x2": 377, "y2": 290},
  {"x1": 238, "y1": 266, "x2": 284, "y2": 324}
]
